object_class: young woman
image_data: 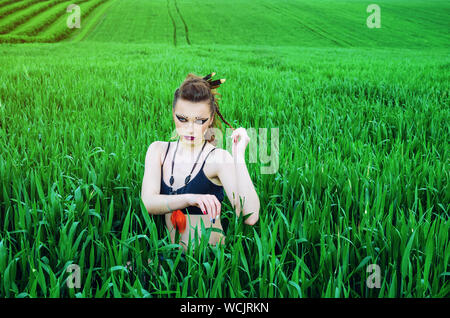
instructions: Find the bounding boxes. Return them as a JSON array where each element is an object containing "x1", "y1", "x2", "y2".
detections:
[{"x1": 141, "y1": 72, "x2": 260, "y2": 252}]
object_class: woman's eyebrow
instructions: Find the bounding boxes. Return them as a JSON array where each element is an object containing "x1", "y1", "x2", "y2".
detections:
[{"x1": 176, "y1": 113, "x2": 208, "y2": 119}]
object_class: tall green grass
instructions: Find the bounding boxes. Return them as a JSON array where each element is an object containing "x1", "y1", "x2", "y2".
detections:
[{"x1": 0, "y1": 41, "x2": 448, "y2": 297}]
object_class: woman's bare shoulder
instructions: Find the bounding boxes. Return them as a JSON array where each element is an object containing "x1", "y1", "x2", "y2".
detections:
[
  {"x1": 207, "y1": 147, "x2": 234, "y2": 167},
  {"x1": 146, "y1": 141, "x2": 170, "y2": 165},
  {"x1": 149, "y1": 140, "x2": 174, "y2": 150},
  {"x1": 147, "y1": 140, "x2": 163, "y2": 151}
]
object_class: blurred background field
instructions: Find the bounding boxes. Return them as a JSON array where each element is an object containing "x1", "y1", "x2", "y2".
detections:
[{"x1": 0, "y1": 0, "x2": 448, "y2": 297}]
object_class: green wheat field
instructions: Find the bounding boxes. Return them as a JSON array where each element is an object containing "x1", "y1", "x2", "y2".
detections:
[{"x1": 0, "y1": 0, "x2": 448, "y2": 298}]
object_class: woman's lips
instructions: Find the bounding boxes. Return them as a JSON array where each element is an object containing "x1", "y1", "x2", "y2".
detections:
[{"x1": 184, "y1": 136, "x2": 195, "y2": 141}]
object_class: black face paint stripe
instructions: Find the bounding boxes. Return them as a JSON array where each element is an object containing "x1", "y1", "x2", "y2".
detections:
[{"x1": 176, "y1": 114, "x2": 209, "y2": 122}]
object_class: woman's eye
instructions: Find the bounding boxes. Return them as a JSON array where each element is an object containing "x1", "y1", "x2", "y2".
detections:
[{"x1": 177, "y1": 116, "x2": 207, "y2": 124}]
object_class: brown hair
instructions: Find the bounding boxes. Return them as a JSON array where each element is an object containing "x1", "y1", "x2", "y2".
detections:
[{"x1": 171, "y1": 73, "x2": 234, "y2": 145}]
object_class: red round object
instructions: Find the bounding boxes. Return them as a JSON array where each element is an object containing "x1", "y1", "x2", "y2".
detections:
[{"x1": 170, "y1": 209, "x2": 186, "y2": 233}]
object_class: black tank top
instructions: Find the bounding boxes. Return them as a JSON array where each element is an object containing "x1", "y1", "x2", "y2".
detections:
[{"x1": 160, "y1": 141, "x2": 224, "y2": 215}]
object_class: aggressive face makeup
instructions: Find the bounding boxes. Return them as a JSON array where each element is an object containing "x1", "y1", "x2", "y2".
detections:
[{"x1": 173, "y1": 99, "x2": 213, "y2": 146}]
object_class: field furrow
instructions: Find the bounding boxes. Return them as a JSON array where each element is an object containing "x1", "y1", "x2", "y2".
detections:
[
  {"x1": 0, "y1": 0, "x2": 67, "y2": 34},
  {"x1": 0, "y1": 0, "x2": 21, "y2": 10},
  {"x1": 0, "y1": 0, "x2": 43, "y2": 20}
]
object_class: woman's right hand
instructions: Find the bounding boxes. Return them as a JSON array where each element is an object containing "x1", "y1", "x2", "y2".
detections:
[{"x1": 188, "y1": 194, "x2": 221, "y2": 223}]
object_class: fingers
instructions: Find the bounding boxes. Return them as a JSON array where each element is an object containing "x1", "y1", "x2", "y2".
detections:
[
  {"x1": 192, "y1": 194, "x2": 222, "y2": 224},
  {"x1": 231, "y1": 128, "x2": 247, "y2": 143},
  {"x1": 205, "y1": 195, "x2": 219, "y2": 223},
  {"x1": 202, "y1": 196, "x2": 214, "y2": 219},
  {"x1": 197, "y1": 199, "x2": 207, "y2": 215},
  {"x1": 201, "y1": 195, "x2": 221, "y2": 224},
  {"x1": 230, "y1": 130, "x2": 237, "y2": 143},
  {"x1": 211, "y1": 196, "x2": 221, "y2": 223},
  {"x1": 191, "y1": 194, "x2": 207, "y2": 215}
]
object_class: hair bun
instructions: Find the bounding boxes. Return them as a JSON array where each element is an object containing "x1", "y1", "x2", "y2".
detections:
[{"x1": 203, "y1": 72, "x2": 226, "y2": 89}]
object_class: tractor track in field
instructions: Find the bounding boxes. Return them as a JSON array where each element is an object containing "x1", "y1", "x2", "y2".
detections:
[
  {"x1": 261, "y1": 3, "x2": 352, "y2": 47},
  {"x1": 173, "y1": 0, "x2": 190, "y2": 45},
  {"x1": 167, "y1": 0, "x2": 177, "y2": 46}
]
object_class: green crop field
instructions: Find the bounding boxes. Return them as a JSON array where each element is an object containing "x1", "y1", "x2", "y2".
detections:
[{"x1": 0, "y1": 0, "x2": 448, "y2": 298}]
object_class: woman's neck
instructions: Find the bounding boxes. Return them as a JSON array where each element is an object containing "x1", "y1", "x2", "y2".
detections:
[{"x1": 177, "y1": 137, "x2": 207, "y2": 157}]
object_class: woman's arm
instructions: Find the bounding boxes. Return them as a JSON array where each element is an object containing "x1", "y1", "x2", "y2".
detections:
[
  {"x1": 140, "y1": 141, "x2": 191, "y2": 214},
  {"x1": 141, "y1": 141, "x2": 223, "y2": 217},
  {"x1": 233, "y1": 150, "x2": 260, "y2": 225},
  {"x1": 216, "y1": 129, "x2": 260, "y2": 225},
  {"x1": 143, "y1": 194, "x2": 193, "y2": 215}
]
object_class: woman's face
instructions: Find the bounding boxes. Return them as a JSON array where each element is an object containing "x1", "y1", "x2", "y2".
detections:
[{"x1": 173, "y1": 98, "x2": 213, "y2": 146}]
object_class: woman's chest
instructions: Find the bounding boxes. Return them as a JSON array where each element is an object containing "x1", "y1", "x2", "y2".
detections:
[{"x1": 161, "y1": 161, "x2": 222, "y2": 190}]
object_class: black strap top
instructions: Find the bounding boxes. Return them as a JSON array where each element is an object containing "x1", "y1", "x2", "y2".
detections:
[{"x1": 160, "y1": 141, "x2": 224, "y2": 215}]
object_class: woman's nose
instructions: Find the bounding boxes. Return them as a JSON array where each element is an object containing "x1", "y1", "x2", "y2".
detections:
[{"x1": 187, "y1": 122, "x2": 195, "y2": 134}]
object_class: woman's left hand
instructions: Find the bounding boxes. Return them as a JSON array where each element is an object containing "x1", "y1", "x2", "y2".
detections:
[{"x1": 231, "y1": 127, "x2": 250, "y2": 157}]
